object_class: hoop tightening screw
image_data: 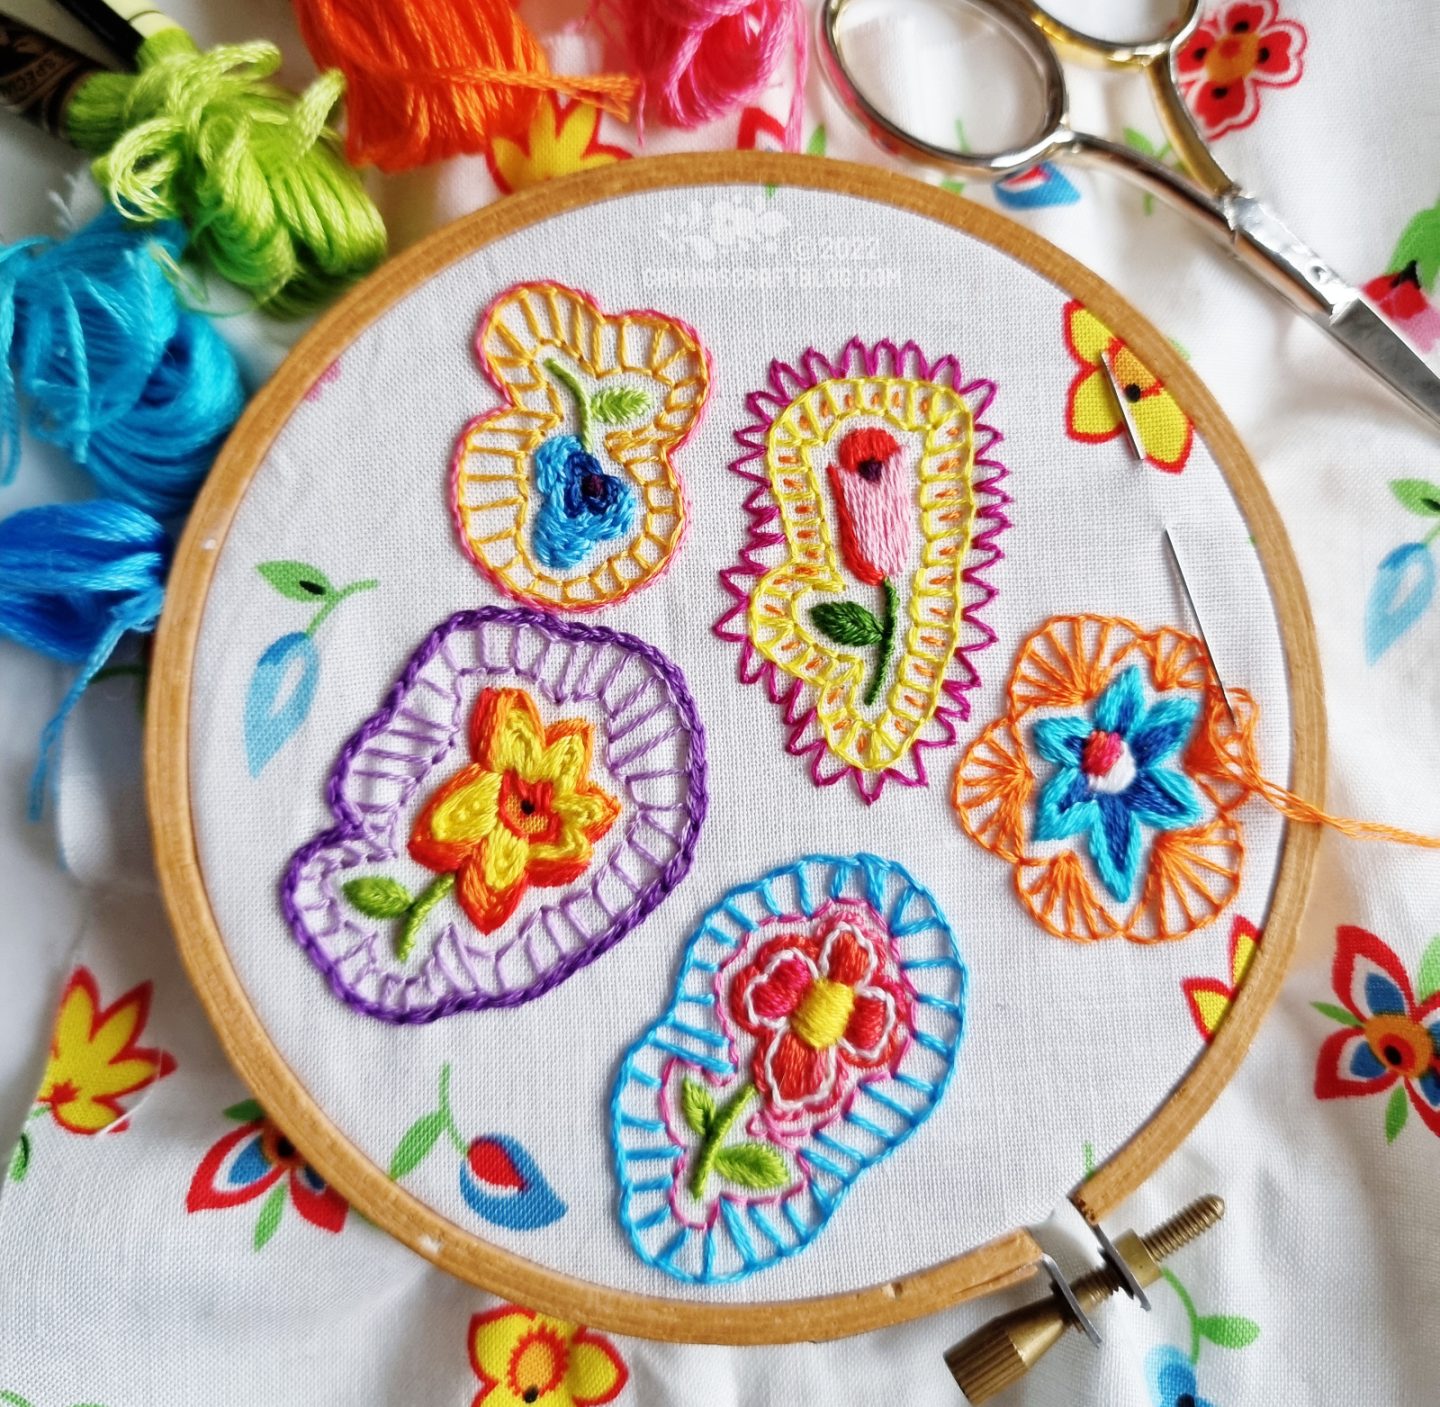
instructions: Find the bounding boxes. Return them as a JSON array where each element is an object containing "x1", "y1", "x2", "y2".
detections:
[{"x1": 945, "y1": 1196, "x2": 1225, "y2": 1404}]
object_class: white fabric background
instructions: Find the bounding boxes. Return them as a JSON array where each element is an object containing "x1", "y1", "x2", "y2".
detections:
[{"x1": 2, "y1": 0, "x2": 1439, "y2": 1402}]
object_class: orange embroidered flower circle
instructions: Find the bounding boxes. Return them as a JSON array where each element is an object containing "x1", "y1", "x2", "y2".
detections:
[
  {"x1": 1063, "y1": 301, "x2": 1194, "y2": 473},
  {"x1": 36, "y1": 966, "x2": 176, "y2": 1134},
  {"x1": 409, "y1": 687, "x2": 620, "y2": 938},
  {"x1": 951, "y1": 615, "x2": 1251, "y2": 944},
  {"x1": 469, "y1": 1306, "x2": 627, "y2": 1407}
]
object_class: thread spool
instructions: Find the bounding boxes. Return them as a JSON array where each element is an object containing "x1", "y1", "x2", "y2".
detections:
[
  {"x1": 1, "y1": 210, "x2": 244, "y2": 516},
  {"x1": 604, "y1": 0, "x2": 807, "y2": 148},
  {"x1": 0, "y1": 10, "x2": 388, "y2": 316},
  {"x1": 290, "y1": 0, "x2": 640, "y2": 173},
  {"x1": 0, "y1": 499, "x2": 170, "y2": 813}
]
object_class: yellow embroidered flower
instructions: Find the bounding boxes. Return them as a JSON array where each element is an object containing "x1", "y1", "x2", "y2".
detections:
[
  {"x1": 409, "y1": 687, "x2": 620, "y2": 935},
  {"x1": 469, "y1": 1306, "x2": 627, "y2": 1407},
  {"x1": 486, "y1": 94, "x2": 630, "y2": 194},
  {"x1": 1063, "y1": 301, "x2": 1193, "y2": 472},
  {"x1": 36, "y1": 967, "x2": 176, "y2": 1134}
]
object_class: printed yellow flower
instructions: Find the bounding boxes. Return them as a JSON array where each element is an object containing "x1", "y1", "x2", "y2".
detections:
[
  {"x1": 409, "y1": 687, "x2": 620, "y2": 935},
  {"x1": 36, "y1": 966, "x2": 176, "y2": 1134},
  {"x1": 469, "y1": 1306, "x2": 627, "y2": 1407},
  {"x1": 1063, "y1": 301, "x2": 1193, "y2": 472},
  {"x1": 486, "y1": 94, "x2": 631, "y2": 194}
]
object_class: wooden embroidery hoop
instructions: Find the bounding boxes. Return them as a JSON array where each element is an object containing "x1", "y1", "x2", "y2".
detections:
[{"x1": 146, "y1": 152, "x2": 1324, "y2": 1345}]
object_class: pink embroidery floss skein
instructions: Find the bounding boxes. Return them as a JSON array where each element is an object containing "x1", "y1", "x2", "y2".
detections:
[{"x1": 609, "y1": 0, "x2": 808, "y2": 148}]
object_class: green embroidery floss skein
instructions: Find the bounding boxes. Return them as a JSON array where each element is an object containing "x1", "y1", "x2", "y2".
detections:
[{"x1": 0, "y1": 8, "x2": 387, "y2": 318}]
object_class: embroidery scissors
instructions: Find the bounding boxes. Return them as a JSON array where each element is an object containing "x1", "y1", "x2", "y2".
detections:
[{"x1": 819, "y1": 0, "x2": 1440, "y2": 435}]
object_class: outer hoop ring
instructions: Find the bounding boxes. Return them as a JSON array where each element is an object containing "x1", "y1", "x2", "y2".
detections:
[{"x1": 146, "y1": 151, "x2": 1323, "y2": 1345}]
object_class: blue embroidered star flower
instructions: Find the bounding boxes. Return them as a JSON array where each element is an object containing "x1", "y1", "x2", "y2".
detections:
[
  {"x1": 1145, "y1": 1344, "x2": 1216, "y2": 1407},
  {"x1": 531, "y1": 433, "x2": 636, "y2": 571},
  {"x1": 1031, "y1": 665, "x2": 1203, "y2": 904}
]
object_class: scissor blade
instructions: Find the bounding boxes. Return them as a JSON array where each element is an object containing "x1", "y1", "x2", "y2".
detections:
[{"x1": 1325, "y1": 298, "x2": 1440, "y2": 435}]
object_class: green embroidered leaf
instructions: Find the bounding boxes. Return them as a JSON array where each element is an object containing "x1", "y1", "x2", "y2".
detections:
[
  {"x1": 6, "y1": 1132, "x2": 29, "y2": 1183},
  {"x1": 388, "y1": 1110, "x2": 447, "y2": 1179},
  {"x1": 1390, "y1": 203, "x2": 1440, "y2": 290},
  {"x1": 1310, "y1": 1001, "x2": 1363, "y2": 1029},
  {"x1": 680, "y1": 1078, "x2": 715, "y2": 1137},
  {"x1": 257, "y1": 560, "x2": 337, "y2": 602},
  {"x1": 712, "y1": 1141, "x2": 789, "y2": 1190},
  {"x1": 590, "y1": 386, "x2": 650, "y2": 424},
  {"x1": 253, "y1": 1182, "x2": 287, "y2": 1250},
  {"x1": 811, "y1": 601, "x2": 884, "y2": 647},
  {"x1": 805, "y1": 124, "x2": 826, "y2": 157},
  {"x1": 1417, "y1": 935, "x2": 1440, "y2": 1002},
  {"x1": 1385, "y1": 1084, "x2": 1410, "y2": 1143},
  {"x1": 343, "y1": 876, "x2": 414, "y2": 919},
  {"x1": 223, "y1": 1099, "x2": 265, "y2": 1123},
  {"x1": 1389, "y1": 479, "x2": 1440, "y2": 517},
  {"x1": 1197, "y1": 1315, "x2": 1260, "y2": 1349}
]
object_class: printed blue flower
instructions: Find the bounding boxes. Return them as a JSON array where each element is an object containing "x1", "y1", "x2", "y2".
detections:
[
  {"x1": 1146, "y1": 1344, "x2": 1216, "y2": 1407},
  {"x1": 1365, "y1": 541, "x2": 1436, "y2": 663},
  {"x1": 531, "y1": 433, "x2": 636, "y2": 570},
  {"x1": 1031, "y1": 665, "x2": 1203, "y2": 904}
]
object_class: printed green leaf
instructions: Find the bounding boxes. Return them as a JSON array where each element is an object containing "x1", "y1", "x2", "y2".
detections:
[
  {"x1": 811, "y1": 601, "x2": 884, "y2": 647},
  {"x1": 257, "y1": 560, "x2": 337, "y2": 602},
  {"x1": 939, "y1": 179, "x2": 965, "y2": 198},
  {"x1": 1123, "y1": 127, "x2": 1157, "y2": 157},
  {"x1": 1311, "y1": 1001, "x2": 1363, "y2": 1029},
  {"x1": 223, "y1": 1099, "x2": 265, "y2": 1123},
  {"x1": 1390, "y1": 203, "x2": 1440, "y2": 290},
  {"x1": 1197, "y1": 1314, "x2": 1260, "y2": 1349},
  {"x1": 6, "y1": 1132, "x2": 29, "y2": 1183},
  {"x1": 680, "y1": 1078, "x2": 715, "y2": 1137},
  {"x1": 712, "y1": 1141, "x2": 789, "y2": 1190},
  {"x1": 1416, "y1": 935, "x2": 1440, "y2": 1003},
  {"x1": 1082, "y1": 1140, "x2": 1096, "y2": 1178},
  {"x1": 253, "y1": 1182, "x2": 287, "y2": 1250},
  {"x1": 1385, "y1": 1084, "x2": 1410, "y2": 1143},
  {"x1": 805, "y1": 124, "x2": 826, "y2": 157},
  {"x1": 388, "y1": 1110, "x2": 447, "y2": 1178},
  {"x1": 343, "y1": 876, "x2": 414, "y2": 919},
  {"x1": 1389, "y1": 479, "x2": 1440, "y2": 518},
  {"x1": 590, "y1": 386, "x2": 650, "y2": 424}
]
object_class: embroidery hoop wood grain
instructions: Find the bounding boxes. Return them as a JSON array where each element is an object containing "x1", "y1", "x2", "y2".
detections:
[{"x1": 146, "y1": 152, "x2": 1324, "y2": 1346}]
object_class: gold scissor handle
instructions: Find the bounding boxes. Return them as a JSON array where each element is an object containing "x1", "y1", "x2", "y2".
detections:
[{"x1": 1014, "y1": 0, "x2": 1232, "y2": 196}]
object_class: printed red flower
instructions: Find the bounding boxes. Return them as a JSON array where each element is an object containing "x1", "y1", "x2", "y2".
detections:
[
  {"x1": 1364, "y1": 264, "x2": 1440, "y2": 354},
  {"x1": 1175, "y1": 1, "x2": 1306, "y2": 140},
  {"x1": 1314, "y1": 926, "x2": 1440, "y2": 1141},
  {"x1": 729, "y1": 902, "x2": 913, "y2": 1125},
  {"x1": 187, "y1": 1104, "x2": 348, "y2": 1247},
  {"x1": 470, "y1": 1306, "x2": 627, "y2": 1407}
]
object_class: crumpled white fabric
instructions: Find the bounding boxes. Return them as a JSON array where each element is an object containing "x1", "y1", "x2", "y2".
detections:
[{"x1": 3, "y1": 0, "x2": 1440, "y2": 1403}]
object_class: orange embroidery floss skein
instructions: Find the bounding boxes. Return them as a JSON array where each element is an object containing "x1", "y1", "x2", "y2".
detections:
[{"x1": 291, "y1": 0, "x2": 639, "y2": 172}]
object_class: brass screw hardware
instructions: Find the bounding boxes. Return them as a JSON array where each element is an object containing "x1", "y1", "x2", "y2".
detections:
[{"x1": 944, "y1": 1196, "x2": 1225, "y2": 1404}]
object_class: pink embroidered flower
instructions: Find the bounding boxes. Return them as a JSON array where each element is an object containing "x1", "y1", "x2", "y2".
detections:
[
  {"x1": 1175, "y1": 1, "x2": 1307, "y2": 140},
  {"x1": 828, "y1": 427, "x2": 910, "y2": 586},
  {"x1": 729, "y1": 903, "x2": 913, "y2": 1126}
]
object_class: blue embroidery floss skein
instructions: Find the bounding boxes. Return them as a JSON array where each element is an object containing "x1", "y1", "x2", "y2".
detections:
[
  {"x1": 0, "y1": 210, "x2": 245, "y2": 517},
  {"x1": 0, "y1": 500, "x2": 170, "y2": 815}
]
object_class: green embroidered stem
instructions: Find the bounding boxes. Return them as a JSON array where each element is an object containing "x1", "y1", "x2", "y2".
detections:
[
  {"x1": 437, "y1": 1061, "x2": 467, "y2": 1154},
  {"x1": 1161, "y1": 1267, "x2": 1203, "y2": 1366},
  {"x1": 396, "y1": 872, "x2": 455, "y2": 961},
  {"x1": 544, "y1": 357, "x2": 594, "y2": 453},
  {"x1": 862, "y1": 578, "x2": 898, "y2": 708},
  {"x1": 689, "y1": 1083, "x2": 755, "y2": 1198},
  {"x1": 305, "y1": 577, "x2": 379, "y2": 637}
]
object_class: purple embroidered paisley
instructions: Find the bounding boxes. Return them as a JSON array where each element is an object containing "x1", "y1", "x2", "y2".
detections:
[{"x1": 282, "y1": 607, "x2": 707, "y2": 1023}]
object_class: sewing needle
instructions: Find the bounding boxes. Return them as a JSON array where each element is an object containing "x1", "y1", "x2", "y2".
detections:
[
  {"x1": 1100, "y1": 349, "x2": 1147, "y2": 466},
  {"x1": 1162, "y1": 527, "x2": 1239, "y2": 730}
]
